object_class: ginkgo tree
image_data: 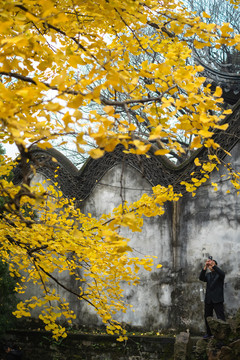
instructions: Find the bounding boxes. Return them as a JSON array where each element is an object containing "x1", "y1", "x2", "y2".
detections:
[{"x1": 0, "y1": 0, "x2": 240, "y2": 340}]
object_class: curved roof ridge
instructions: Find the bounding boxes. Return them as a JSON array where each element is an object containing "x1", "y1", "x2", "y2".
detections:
[
  {"x1": 194, "y1": 54, "x2": 240, "y2": 79},
  {"x1": 30, "y1": 146, "x2": 79, "y2": 175},
  {"x1": 13, "y1": 97, "x2": 240, "y2": 200},
  {"x1": 194, "y1": 55, "x2": 240, "y2": 105}
]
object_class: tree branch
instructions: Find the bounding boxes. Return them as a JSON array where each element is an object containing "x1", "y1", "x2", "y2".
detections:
[
  {"x1": 0, "y1": 71, "x2": 84, "y2": 95},
  {"x1": 37, "y1": 263, "x2": 95, "y2": 307},
  {"x1": 15, "y1": 4, "x2": 102, "y2": 66}
]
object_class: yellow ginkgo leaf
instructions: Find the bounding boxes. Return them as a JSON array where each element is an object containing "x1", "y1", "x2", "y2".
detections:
[
  {"x1": 154, "y1": 149, "x2": 169, "y2": 155},
  {"x1": 89, "y1": 148, "x2": 105, "y2": 159}
]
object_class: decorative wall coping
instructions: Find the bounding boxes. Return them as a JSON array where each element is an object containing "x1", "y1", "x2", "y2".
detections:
[{"x1": 13, "y1": 97, "x2": 240, "y2": 201}]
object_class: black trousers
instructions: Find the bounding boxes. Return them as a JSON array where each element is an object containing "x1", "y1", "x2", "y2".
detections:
[{"x1": 204, "y1": 302, "x2": 225, "y2": 336}]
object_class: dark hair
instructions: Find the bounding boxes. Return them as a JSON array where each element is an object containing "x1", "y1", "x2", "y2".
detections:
[{"x1": 213, "y1": 259, "x2": 218, "y2": 265}]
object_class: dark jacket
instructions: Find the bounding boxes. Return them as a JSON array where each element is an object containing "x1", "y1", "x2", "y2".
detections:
[
  {"x1": 6, "y1": 349, "x2": 22, "y2": 360},
  {"x1": 199, "y1": 265, "x2": 225, "y2": 304}
]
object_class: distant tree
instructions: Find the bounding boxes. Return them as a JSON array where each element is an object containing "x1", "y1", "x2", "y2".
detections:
[{"x1": 183, "y1": 0, "x2": 240, "y2": 72}]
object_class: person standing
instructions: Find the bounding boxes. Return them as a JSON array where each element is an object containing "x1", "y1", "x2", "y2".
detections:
[{"x1": 199, "y1": 256, "x2": 226, "y2": 339}]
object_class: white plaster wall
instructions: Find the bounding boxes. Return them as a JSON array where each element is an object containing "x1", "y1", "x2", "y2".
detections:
[
  {"x1": 80, "y1": 164, "x2": 173, "y2": 331},
  {"x1": 18, "y1": 144, "x2": 240, "y2": 334},
  {"x1": 181, "y1": 143, "x2": 240, "y2": 331}
]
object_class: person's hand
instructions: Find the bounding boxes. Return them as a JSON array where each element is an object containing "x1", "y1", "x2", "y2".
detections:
[
  {"x1": 208, "y1": 260, "x2": 215, "y2": 269},
  {"x1": 204, "y1": 260, "x2": 210, "y2": 270}
]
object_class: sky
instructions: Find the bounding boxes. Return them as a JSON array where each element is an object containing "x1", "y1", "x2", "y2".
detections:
[{"x1": 3, "y1": 142, "x2": 19, "y2": 159}]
